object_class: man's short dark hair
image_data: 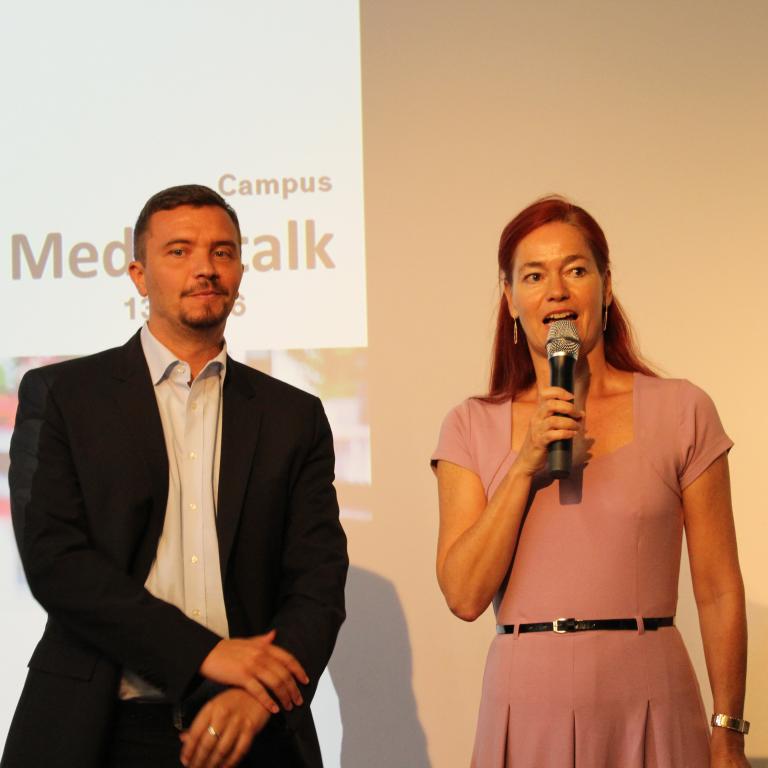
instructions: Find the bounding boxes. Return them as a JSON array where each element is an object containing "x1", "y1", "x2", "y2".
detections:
[{"x1": 133, "y1": 184, "x2": 241, "y2": 263}]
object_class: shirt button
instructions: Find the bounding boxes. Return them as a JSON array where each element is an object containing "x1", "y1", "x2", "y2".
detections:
[
  {"x1": 176, "y1": 366, "x2": 185, "y2": 375},
  {"x1": 192, "y1": 609, "x2": 200, "y2": 618},
  {"x1": 191, "y1": 555, "x2": 199, "y2": 564},
  {"x1": 189, "y1": 451, "x2": 197, "y2": 460},
  {"x1": 191, "y1": 401, "x2": 198, "y2": 410},
  {"x1": 189, "y1": 502, "x2": 197, "y2": 511}
]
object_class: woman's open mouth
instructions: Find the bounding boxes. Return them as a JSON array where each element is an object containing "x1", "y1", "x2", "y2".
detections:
[{"x1": 543, "y1": 311, "x2": 578, "y2": 324}]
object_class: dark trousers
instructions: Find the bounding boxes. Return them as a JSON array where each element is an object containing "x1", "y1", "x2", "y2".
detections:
[
  {"x1": 105, "y1": 701, "x2": 295, "y2": 768},
  {"x1": 105, "y1": 702, "x2": 187, "y2": 768}
]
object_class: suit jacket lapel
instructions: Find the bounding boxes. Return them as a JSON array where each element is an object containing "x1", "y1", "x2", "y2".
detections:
[
  {"x1": 109, "y1": 331, "x2": 169, "y2": 578},
  {"x1": 217, "y1": 359, "x2": 262, "y2": 579}
]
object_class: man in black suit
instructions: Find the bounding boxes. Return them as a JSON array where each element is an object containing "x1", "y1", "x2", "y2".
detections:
[{"x1": 2, "y1": 185, "x2": 348, "y2": 768}]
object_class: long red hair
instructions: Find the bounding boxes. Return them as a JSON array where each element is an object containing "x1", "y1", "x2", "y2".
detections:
[{"x1": 487, "y1": 196, "x2": 656, "y2": 402}]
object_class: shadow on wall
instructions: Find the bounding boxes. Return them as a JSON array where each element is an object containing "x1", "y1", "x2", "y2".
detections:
[{"x1": 330, "y1": 566, "x2": 431, "y2": 768}]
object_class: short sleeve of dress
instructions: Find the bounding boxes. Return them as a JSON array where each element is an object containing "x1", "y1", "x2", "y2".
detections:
[
  {"x1": 678, "y1": 380, "x2": 733, "y2": 490},
  {"x1": 431, "y1": 400, "x2": 478, "y2": 475}
]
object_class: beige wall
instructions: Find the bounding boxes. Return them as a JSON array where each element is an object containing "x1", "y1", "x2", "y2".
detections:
[{"x1": 355, "y1": 0, "x2": 768, "y2": 764}]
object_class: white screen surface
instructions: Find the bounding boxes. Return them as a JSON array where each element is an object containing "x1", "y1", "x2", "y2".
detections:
[
  {"x1": 1, "y1": 0, "x2": 366, "y2": 356},
  {"x1": 0, "y1": 1, "x2": 364, "y2": 761}
]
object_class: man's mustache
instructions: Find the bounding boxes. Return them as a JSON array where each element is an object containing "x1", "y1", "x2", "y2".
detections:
[{"x1": 181, "y1": 283, "x2": 228, "y2": 297}]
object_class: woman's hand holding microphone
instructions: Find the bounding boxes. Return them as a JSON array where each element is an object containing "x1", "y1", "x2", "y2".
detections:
[{"x1": 514, "y1": 386, "x2": 583, "y2": 477}]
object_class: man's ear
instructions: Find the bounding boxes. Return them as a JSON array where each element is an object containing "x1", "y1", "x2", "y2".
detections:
[{"x1": 128, "y1": 260, "x2": 148, "y2": 297}]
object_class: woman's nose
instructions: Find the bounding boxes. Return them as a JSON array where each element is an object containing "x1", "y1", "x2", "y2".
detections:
[{"x1": 547, "y1": 273, "x2": 569, "y2": 301}]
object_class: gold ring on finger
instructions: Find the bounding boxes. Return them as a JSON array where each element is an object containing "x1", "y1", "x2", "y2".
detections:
[{"x1": 207, "y1": 724, "x2": 220, "y2": 739}]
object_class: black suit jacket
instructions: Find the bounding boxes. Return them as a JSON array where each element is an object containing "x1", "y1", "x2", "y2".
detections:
[{"x1": 1, "y1": 332, "x2": 348, "y2": 767}]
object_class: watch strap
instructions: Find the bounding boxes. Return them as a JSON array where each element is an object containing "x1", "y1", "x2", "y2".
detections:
[{"x1": 711, "y1": 713, "x2": 750, "y2": 734}]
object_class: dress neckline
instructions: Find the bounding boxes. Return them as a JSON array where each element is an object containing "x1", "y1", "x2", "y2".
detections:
[{"x1": 507, "y1": 371, "x2": 639, "y2": 466}]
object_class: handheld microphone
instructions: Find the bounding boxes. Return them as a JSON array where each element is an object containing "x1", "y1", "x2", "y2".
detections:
[{"x1": 545, "y1": 319, "x2": 581, "y2": 479}]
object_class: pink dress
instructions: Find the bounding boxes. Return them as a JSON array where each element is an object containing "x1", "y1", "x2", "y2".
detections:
[{"x1": 432, "y1": 375, "x2": 732, "y2": 768}]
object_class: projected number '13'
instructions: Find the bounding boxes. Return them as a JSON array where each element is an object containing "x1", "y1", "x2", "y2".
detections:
[{"x1": 123, "y1": 295, "x2": 246, "y2": 320}]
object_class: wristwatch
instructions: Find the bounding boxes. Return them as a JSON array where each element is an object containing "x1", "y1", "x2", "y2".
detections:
[{"x1": 711, "y1": 713, "x2": 750, "y2": 734}]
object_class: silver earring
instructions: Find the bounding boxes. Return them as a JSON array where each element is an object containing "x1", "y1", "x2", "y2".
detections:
[
  {"x1": 513, "y1": 317, "x2": 519, "y2": 345},
  {"x1": 603, "y1": 304, "x2": 608, "y2": 332}
]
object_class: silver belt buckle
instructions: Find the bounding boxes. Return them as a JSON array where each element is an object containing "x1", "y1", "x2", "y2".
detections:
[{"x1": 553, "y1": 617, "x2": 576, "y2": 634}]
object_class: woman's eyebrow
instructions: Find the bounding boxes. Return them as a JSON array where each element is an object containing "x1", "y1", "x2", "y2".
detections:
[{"x1": 517, "y1": 253, "x2": 589, "y2": 270}]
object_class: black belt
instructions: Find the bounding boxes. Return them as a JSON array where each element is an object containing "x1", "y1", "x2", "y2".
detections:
[{"x1": 496, "y1": 616, "x2": 674, "y2": 635}]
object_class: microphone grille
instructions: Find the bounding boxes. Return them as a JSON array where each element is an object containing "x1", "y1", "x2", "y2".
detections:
[{"x1": 545, "y1": 319, "x2": 581, "y2": 360}]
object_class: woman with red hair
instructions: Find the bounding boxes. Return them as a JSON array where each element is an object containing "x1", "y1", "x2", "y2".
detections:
[{"x1": 432, "y1": 196, "x2": 750, "y2": 767}]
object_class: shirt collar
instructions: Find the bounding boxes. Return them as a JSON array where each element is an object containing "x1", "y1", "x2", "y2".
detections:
[{"x1": 140, "y1": 324, "x2": 227, "y2": 386}]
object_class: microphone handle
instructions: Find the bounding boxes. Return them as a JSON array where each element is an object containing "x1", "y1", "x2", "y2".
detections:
[{"x1": 547, "y1": 354, "x2": 576, "y2": 479}]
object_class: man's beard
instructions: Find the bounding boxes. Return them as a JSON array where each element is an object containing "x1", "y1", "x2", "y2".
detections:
[
  {"x1": 180, "y1": 298, "x2": 232, "y2": 330},
  {"x1": 179, "y1": 283, "x2": 233, "y2": 329}
]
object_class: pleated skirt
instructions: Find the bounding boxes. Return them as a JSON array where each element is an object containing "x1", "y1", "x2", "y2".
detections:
[{"x1": 471, "y1": 628, "x2": 709, "y2": 768}]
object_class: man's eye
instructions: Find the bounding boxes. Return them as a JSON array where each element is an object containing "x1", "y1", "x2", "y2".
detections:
[
  {"x1": 570, "y1": 267, "x2": 586, "y2": 277},
  {"x1": 213, "y1": 250, "x2": 233, "y2": 258},
  {"x1": 523, "y1": 273, "x2": 541, "y2": 282},
  {"x1": 169, "y1": 248, "x2": 185, "y2": 257}
]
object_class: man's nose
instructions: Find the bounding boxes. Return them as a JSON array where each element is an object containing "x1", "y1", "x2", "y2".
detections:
[{"x1": 190, "y1": 251, "x2": 218, "y2": 278}]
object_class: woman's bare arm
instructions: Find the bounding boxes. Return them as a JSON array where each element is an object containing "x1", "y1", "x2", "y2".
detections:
[
  {"x1": 436, "y1": 386, "x2": 581, "y2": 620},
  {"x1": 436, "y1": 459, "x2": 533, "y2": 620},
  {"x1": 683, "y1": 453, "x2": 749, "y2": 767}
]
